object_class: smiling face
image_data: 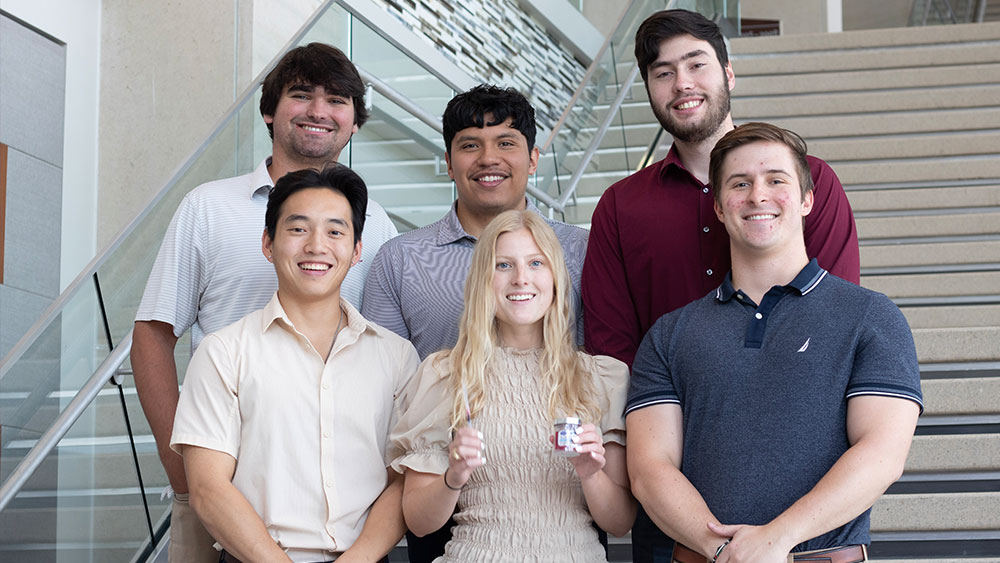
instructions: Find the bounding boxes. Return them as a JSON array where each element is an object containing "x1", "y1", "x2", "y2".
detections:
[
  {"x1": 264, "y1": 84, "x2": 359, "y2": 167},
  {"x1": 262, "y1": 187, "x2": 361, "y2": 306},
  {"x1": 714, "y1": 141, "x2": 814, "y2": 257},
  {"x1": 491, "y1": 228, "x2": 554, "y2": 349},
  {"x1": 447, "y1": 116, "x2": 539, "y2": 229},
  {"x1": 646, "y1": 34, "x2": 734, "y2": 143}
]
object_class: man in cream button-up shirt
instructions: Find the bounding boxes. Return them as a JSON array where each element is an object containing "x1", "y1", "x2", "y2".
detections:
[{"x1": 171, "y1": 165, "x2": 418, "y2": 563}]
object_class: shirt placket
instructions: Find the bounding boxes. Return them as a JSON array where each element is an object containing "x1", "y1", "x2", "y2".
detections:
[{"x1": 319, "y1": 354, "x2": 340, "y2": 546}]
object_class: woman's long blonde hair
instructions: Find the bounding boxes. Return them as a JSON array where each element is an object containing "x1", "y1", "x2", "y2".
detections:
[{"x1": 442, "y1": 210, "x2": 599, "y2": 428}]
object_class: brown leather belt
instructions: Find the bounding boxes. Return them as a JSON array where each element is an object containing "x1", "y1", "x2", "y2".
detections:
[{"x1": 672, "y1": 543, "x2": 866, "y2": 563}]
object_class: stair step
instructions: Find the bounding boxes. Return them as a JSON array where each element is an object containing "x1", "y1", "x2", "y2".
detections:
[
  {"x1": 913, "y1": 327, "x2": 1000, "y2": 363},
  {"x1": 763, "y1": 106, "x2": 1000, "y2": 142},
  {"x1": 863, "y1": 270, "x2": 1000, "y2": 298},
  {"x1": 860, "y1": 240, "x2": 1000, "y2": 268},
  {"x1": 905, "y1": 434, "x2": 1000, "y2": 473},
  {"x1": 811, "y1": 131, "x2": 1000, "y2": 163},
  {"x1": 733, "y1": 84, "x2": 1000, "y2": 119},
  {"x1": 903, "y1": 304, "x2": 1000, "y2": 329},
  {"x1": 856, "y1": 211, "x2": 1000, "y2": 240},
  {"x1": 922, "y1": 377, "x2": 1000, "y2": 416},
  {"x1": 737, "y1": 62, "x2": 1000, "y2": 96},
  {"x1": 871, "y1": 491, "x2": 1000, "y2": 532},
  {"x1": 847, "y1": 184, "x2": 1000, "y2": 213},
  {"x1": 732, "y1": 40, "x2": 1000, "y2": 76},
  {"x1": 730, "y1": 21, "x2": 1000, "y2": 54}
]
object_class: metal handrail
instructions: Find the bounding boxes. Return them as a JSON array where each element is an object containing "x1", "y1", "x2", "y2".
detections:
[
  {"x1": 0, "y1": 329, "x2": 133, "y2": 512},
  {"x1": 552, "y1": 63, "x2": 641, "y2": 211},
  {"x1": 540, "y1": 0, "x2": 635, "y2": 153}
]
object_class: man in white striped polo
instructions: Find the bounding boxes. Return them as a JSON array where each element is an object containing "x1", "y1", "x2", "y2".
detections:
[
  {"x1": 131, "y1": 43, "x2": 397, "y2": 563},
  {"x1": 362, "y1": 84, "x2": 590, "y2": 562}
]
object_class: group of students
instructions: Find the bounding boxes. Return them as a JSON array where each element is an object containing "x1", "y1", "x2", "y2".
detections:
[{"x1": 132, "y1": 8, "x2": 924, "y2": 563}]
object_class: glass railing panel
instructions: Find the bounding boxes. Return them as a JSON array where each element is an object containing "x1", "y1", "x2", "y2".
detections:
[
  {"x1": 532, "y1": 0, "x2": 669, "y2": 223},
  {"x1": 0, "y1": 396, "x2": 158, "y2": 562},
  {"x1": 0, "y1": 287, "x2": 104, "y2": 436}
]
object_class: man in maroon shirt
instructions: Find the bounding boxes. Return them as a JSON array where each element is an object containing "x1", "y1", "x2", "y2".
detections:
[
  {"x1": 581, "y1": 9, "x2": 861, "y2": 562},
  {"x1": 583, "y1": 9, "x2": 859, "y2": 368}
]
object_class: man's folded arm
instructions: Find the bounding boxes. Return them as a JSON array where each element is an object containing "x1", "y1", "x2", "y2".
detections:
[
  {"x1": 626, "y1": 404, "x2": 728, "y2": 557},
  {"x1": 182, "y1": 445, "x2": 292, "y2": 563}
]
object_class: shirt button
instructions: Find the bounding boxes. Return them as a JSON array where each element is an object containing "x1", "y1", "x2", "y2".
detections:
[
  {"x1": 703, "y1": 226, "x2": 710, "y2": 233},
  {"x1": 702, "y1": 187, "x2": 710, "y2": 194},
  {"x1": 736, "y1": 294, "x2": 743, "y2": 300},
  {"x1": 706, "y1": 269, "x2": 713, "y2": 276},
  {"x1": 323, "y1": 431, "x2": 330, "y2": 438},
  {"x1": 325, "y1": 480, "x2": 333, "y2": 488},
  {"x1": 322, "y1": 383, "x2": 329, "y2": 390},
  {"x1": 755, "y1": 312, "x2": 763, "y2": 319}
]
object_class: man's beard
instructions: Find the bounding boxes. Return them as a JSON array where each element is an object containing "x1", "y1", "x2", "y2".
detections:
[{"x1": 652, "y1": 76, "x2": 731, "y2": 143}]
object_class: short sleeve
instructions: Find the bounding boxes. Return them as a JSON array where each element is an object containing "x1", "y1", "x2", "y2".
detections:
[
  {"x1": 626, "y1": 316, "x2": 680, "y2": 416},
  {"x1": 389, "y1": 352, "x2": 453, "y2": 475},
  {"x1": 583, "y1": 354, "x2": 629, "y2": 446},
  {"x1": 170, "y1": 333, "x2": 241, "y2": 458},
  {"x1": 846, "y1": 294, "x2": 923, "y2": 412},
  {"x1": 135, "y1": 192, "x2": 205, "y2": 336},
  {"x1": 384, "y1": 338, "x2": 421, "y2": 466}
]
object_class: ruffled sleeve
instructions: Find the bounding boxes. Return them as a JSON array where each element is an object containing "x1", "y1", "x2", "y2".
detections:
[
  {"x1": 389, "y1": 351, "x2": 453, "y2": 475},
  {"x1": 581, "y1": 353, "x2": 630, "y2": 447}
]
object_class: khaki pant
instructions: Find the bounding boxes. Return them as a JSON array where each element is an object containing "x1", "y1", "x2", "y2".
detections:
[{"x1": 168, "y1": 493, "x2": 220, "y2": 563}]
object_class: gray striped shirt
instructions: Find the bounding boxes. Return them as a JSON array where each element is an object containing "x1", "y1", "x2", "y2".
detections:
[
  {"x1": 136, "y1": 157, "x2": 398, "y2": 352},
  {"x1": 362, "y1": 200, "x2": 588, "y2": 360}
]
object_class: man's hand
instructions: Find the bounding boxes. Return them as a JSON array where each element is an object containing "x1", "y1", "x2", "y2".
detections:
[{"x1": 707, "y1": 522, "x2": 791, "y2": 563}]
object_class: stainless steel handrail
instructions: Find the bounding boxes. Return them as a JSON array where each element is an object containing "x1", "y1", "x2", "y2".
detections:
[
  {"x1": 552, "y1": 63, "x2": 641, "y2": 212},
  {"x1": 539, "y1": 0, "x2": 635, "y2": 153},
  {"x1": 0, "y1": 329, "x2": 133, "y2": 512}
]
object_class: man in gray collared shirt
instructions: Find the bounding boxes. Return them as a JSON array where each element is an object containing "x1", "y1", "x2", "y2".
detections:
[{"x1": 362, "y1": 84, "x2": 588, "y2": 361}]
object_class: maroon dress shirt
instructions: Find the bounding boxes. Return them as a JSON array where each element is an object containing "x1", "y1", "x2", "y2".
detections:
[{"x1": 582, "y1": 144, "x2": 861, "y2": 366}]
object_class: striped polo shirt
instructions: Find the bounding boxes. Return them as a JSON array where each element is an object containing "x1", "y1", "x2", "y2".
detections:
[
  {"x1": 362, "y1": 200, "x2": 589, "y2": 360},
  {"x1": 136, "y1": 157, "x2": 398, "y2": 352}
]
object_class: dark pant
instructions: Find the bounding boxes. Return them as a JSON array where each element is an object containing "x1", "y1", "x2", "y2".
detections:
[
  {"x1": 405, "y1": 518, "x2": 454, "y2": 563},
  {"x1": 631, "y1": 505, "x2": 675, "y2": 563}
]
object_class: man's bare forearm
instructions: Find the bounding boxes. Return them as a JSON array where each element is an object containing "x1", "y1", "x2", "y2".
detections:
[
  {"x1": 339, "y1": 470, "x2": 406, "y2": 561},
  {"x1": 184, "y1": 446, "x2": 291, "y2": 562},
  {"x1": 132, "y1": 320, "x2": 186, "y2": 492}
]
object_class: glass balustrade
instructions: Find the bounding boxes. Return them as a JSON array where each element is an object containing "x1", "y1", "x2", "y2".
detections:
[{"x1": 0, "y1": 1, "x2": 743, "y2": 560}]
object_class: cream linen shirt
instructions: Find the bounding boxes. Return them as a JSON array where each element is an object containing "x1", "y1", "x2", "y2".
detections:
[{"x1": 171, "y1": 294, "x2": 419, "y2": 560}]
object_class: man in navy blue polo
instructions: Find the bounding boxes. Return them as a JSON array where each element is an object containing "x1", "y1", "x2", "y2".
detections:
[{"x1": 625, "y1": 122, "x2": 922, "y2": 563}]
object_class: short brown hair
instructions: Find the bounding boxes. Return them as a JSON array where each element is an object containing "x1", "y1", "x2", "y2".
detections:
[
  {"x1": 635, "y1": 9, "x2": 729, "y2": 83},
  {"x1": 709, "y1": 122, "x2": 814, "y2": 201}
]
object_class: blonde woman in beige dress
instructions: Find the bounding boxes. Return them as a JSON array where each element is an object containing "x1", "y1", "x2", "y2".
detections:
[{"x1": 391, "y1": 210, "x2": 636, "y2": 562}]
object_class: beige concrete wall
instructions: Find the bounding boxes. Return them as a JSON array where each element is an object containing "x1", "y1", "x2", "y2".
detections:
[
  {"x1": 96, "y1": 0, "x2": 253, "y2": 248},
  {"x1": 741, "y1": 0, "x2": 828, "y2": 34},
  {"x1": 843, "y1": 0, "x2": 911, "y2": 30}
]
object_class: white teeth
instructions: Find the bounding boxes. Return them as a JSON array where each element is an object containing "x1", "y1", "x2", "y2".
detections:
[
  {"x1": 300, "y1": 263, "x2": 331, "y2": 271},
  {"x1": 507, "y1": 294, "x2": 533, "y2": 302},
  {"x1": 477, "y1": 175, "x2": 504, "y2": 183},
  {"x1": 301, "y1": 125, "x2": 329, "y2": 132},
  {"x1": 676, "y1": 100, "x2": 701, "y2": 110},
  {"x1": 746, "y1": 214, "x2": 777, "y2": 221}
]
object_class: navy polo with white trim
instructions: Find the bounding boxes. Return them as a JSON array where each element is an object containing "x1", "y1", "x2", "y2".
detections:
[{"x1": 626, "y1": 259, "x2": 922, "y2": 552}]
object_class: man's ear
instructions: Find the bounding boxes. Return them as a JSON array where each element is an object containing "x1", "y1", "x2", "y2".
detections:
[
  {"x1": 262, "y1": 229, "x2": 273, "y2": 262},
  {"x1": 801, "y1": 189, "x2": 815, "y2": 218},
  {"x1": 528, "y1": 146, "x2": 540, "y2": 175}
]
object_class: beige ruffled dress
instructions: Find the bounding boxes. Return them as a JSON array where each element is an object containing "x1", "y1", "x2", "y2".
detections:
[{"x1": 391, "y1": 347, "x2": 629, "y2": 563}]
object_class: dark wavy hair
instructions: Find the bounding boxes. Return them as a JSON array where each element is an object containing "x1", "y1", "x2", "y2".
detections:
[
  {"x1": 635, "y1": 9, "x2": 729, "y2": 83},
  {"x1": 265, "y1": 164, "x2": 368, "y2": 244},
  {"x1": 259, "y1": 43, "x2": 369, "y2": 139},
  {"x1": 442, "y1": 84, "x2": 536, "y2": 154}
]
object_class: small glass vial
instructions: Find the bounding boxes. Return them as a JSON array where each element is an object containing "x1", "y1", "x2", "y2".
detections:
[{"x1": 553, "y1": 417, "x2": 582, "y2": 457}]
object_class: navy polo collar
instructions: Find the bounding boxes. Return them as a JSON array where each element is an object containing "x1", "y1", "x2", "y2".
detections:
[{"x1": 716, "y1": 258, "x2": 827, "y2": 302}]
